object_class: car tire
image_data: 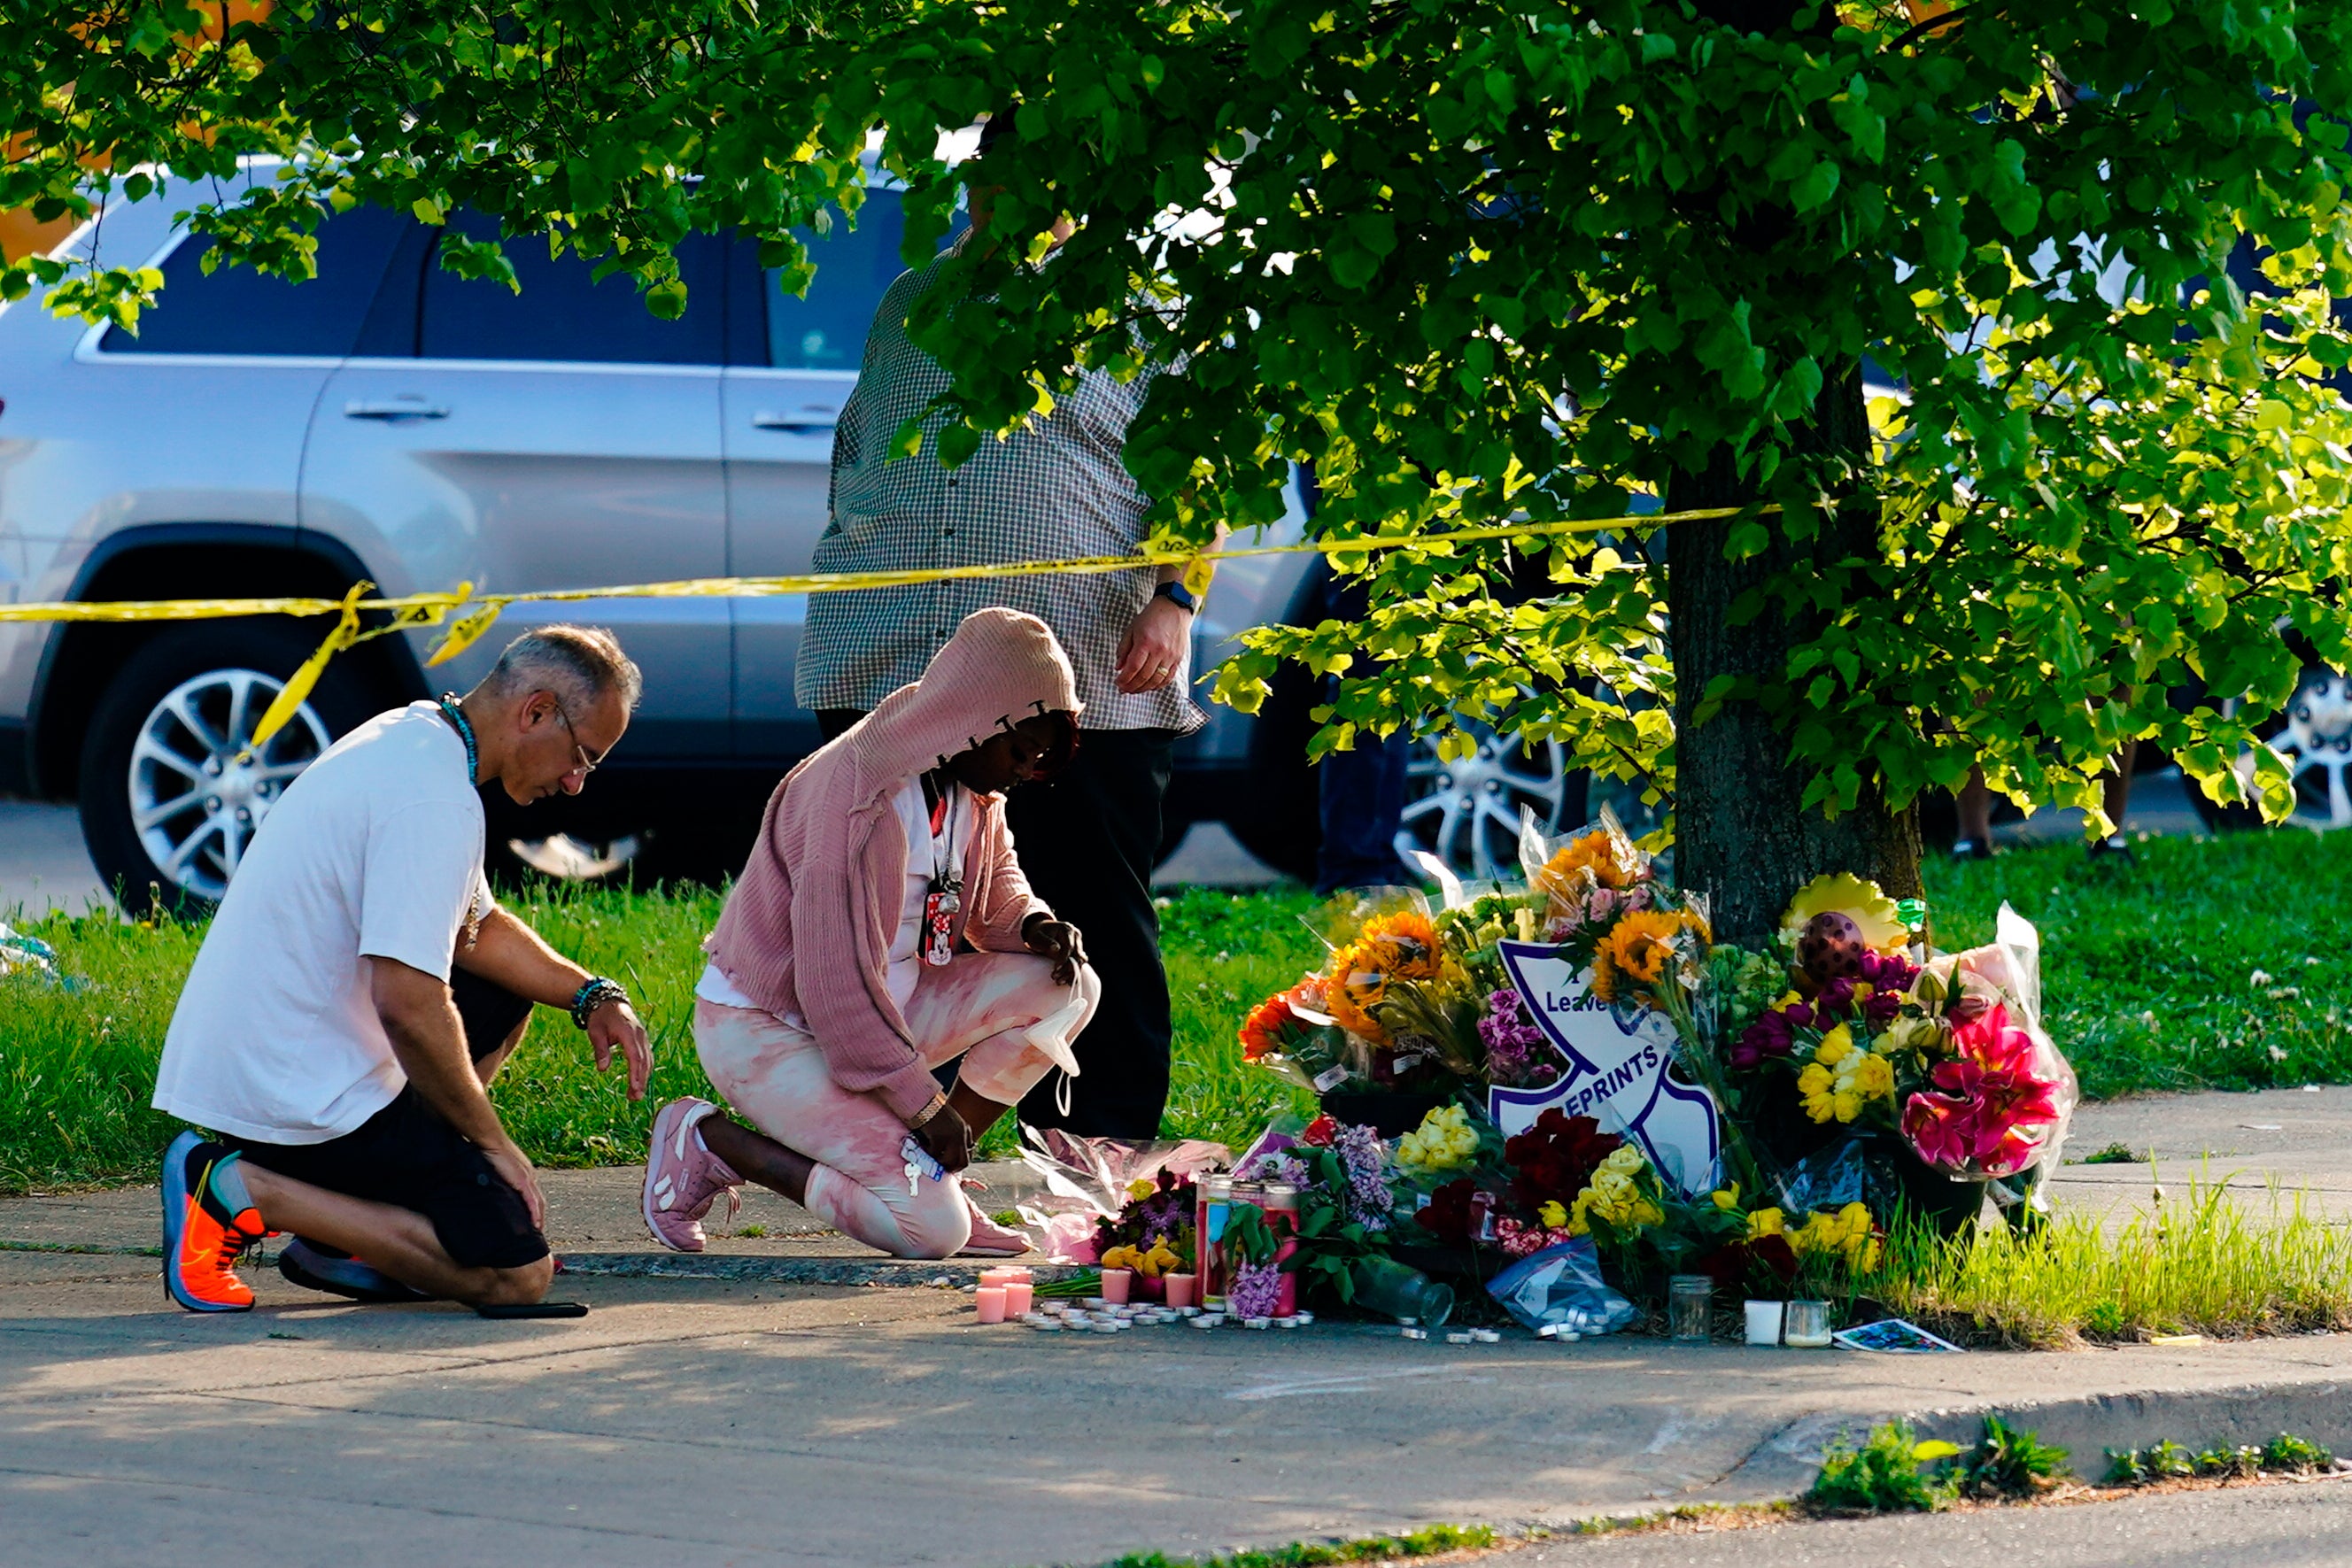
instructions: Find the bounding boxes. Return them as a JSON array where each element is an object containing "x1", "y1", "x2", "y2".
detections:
[{"x1": 80, "y1": 620, "x2": 389, "y2": 916}]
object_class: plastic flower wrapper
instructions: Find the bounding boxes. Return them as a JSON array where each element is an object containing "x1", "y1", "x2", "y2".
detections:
[
  {"x1": 1520, "y1": 804, "x2": 1648, "y2": 931},
  {"x1": 1899, "y1": 905, "x2": 2078, "y2": 1180},
  {"x1": 1369, "y1": 976, "x2": 1489, "y2": 1088},
  {"x1": 1090, "y1": 1168, "x2": 1201, "y2": 1270},
  {"x1": 1010, "y1": 1127, "x2": 1227, "y2": 1258},
  {"x1": 1236, "y1": 975, "x2": 1363, "y2": 1093},
  {"x1": 1324, "y1": 908, "x2": 1457, "y2": 1047}
]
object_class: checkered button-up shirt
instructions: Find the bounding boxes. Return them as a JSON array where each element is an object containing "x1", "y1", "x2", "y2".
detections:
[{"x1": 795, "y1": 247, "x2": 1203, "y2": 734}]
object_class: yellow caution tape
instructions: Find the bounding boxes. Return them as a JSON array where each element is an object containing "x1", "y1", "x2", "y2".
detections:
[{"x1": 0, "y1": 504, "x2": 1757, "y2": 747}]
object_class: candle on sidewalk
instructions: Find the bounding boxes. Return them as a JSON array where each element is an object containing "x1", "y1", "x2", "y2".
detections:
[
  {"x1": 1164, "y1": 1272, "x2": 1196, "y2": 1309},
  {"x1": 974, "y1": 1286, "x2": 1008, "y2": 1324},
  {"x1": 1100, "y1": 1268, "x2": 1133, "y2": 1304},
  {"x1": 1002, "y1": 1278, "x2": 1033, "y2": 1316}
]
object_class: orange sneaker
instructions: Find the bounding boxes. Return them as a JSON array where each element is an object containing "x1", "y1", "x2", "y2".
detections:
[{"x1": 162, "y1": 1131, "x2": 263, "y2": 1313}]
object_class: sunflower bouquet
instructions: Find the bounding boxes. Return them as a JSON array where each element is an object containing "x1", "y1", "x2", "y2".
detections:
[{"x1": 1240, "y1": 892, "x2": 1485, "y2": 1101}]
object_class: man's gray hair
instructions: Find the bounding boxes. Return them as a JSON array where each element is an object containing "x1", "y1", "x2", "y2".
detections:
[{"x1": 485, "y1": 625, "x2": 644, "y2": 714}]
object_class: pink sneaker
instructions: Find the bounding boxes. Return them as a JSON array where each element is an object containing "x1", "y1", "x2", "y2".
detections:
[
  {"x1": 956, "y1": 1190, "x2": 1033, "y2": 1257},
  {"x1": 643, "y1": 1099, "x2": 742, "y2": 1253}
]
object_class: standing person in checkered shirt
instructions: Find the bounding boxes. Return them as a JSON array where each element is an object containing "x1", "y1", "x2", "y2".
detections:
[{"x1": 794, "y1": 117, "x2": 1202, "y2": 1139}]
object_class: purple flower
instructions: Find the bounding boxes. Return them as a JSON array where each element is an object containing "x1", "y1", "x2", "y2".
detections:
[
  {"x1": 1228, "y1": 1259, "x2": 1282, "y2": 1319},
  {"x1": 1239, "y1": 1150, "x2": 1311, "y2": 1189},
  {"x1": 1335, "y1": 1124, "x2": 1393, "y2": 1230}
]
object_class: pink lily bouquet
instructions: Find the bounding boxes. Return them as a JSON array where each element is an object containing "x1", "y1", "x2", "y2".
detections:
[{"x1": 1729, "y1": 878, "x2": 2077, "y2": 1181}]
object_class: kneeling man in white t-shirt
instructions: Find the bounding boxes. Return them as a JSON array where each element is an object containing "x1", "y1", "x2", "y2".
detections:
[{"x1": 152, "y1": 626, "x2": 654, "y2": 1313}]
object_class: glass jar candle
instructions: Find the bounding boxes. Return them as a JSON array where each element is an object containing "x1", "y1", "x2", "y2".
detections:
[
  {"x1": 1783, "y1": 1298, "x2": 1835, "y2": 1348},
  {"x1": 1668, "y1": 1275, "x2": 1714, "y2": 1343},
  {"x1": 1262, "y1": 1182, "x2": 1301, "y2": 1317},
  {"x1": 1196, "y1": 1175, "x2": 1233, "y2": 1310}
]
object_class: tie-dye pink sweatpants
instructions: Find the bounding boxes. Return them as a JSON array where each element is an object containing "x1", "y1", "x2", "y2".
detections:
[{"x1": 694, "y1": 951, "x2": 1100, "y2": 1259}]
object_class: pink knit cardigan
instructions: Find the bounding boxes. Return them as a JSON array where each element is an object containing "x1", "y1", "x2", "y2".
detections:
[{"x1": 704, "y1": 609, "x2": 1083, "y2": 1120}]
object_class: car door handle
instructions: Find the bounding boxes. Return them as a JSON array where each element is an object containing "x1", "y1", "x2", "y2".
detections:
[
  {"x1": 752, "y1": 411, "x2": 837, "y2": 432},
  {"x1": 344, "y1": 399, "x2": 450, "y2": 421}
]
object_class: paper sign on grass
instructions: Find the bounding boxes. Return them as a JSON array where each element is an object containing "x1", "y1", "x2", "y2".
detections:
[{"x1": 1492, "y1": 940, "x2": 1721, "y2": 1198}]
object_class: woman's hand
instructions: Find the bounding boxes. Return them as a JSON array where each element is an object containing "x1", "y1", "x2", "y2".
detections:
[
  {"x1": 912, "y1": 1103, "x2": 975, "y2": 1173},
  {"x1": 1022, "y1": 915, "x2": 1087, "y2": 985}
]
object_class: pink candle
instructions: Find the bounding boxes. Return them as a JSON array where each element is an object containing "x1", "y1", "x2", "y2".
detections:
[
  {"x1": 974, "y1": 1286, "x2": 1007, "y2": 1324},
  {"x1": 1100, "y1": 1268, "x2": 1133, "y2": 1304},
  {"x1": 1164, "y1": 1272, "x2": 1196, "y2": 1309},
  {"x1": 1002, "y1": 1280, "x2": 1033, "y2": 1316},
  {"x1": 980, "y1": 1268, "x2": 1021, "y2": 1289}
]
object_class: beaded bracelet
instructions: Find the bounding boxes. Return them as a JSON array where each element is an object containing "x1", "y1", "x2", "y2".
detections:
[{"x1": 571, "y1": 977, "x2": 628, "y2": 1030}]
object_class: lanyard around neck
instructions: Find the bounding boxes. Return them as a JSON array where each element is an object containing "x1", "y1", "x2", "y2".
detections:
[{"x1": 925, "y1": 776, "x2": 961, "y2": 890}]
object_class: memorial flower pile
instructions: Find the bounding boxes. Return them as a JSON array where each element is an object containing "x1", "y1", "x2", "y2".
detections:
[{"x1": 1211, "y1": 803, "x2": 2077, "y2": 1328}]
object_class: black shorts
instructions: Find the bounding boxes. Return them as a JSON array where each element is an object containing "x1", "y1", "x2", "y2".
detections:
[{"x1": 223, "y1": 972, "x2": 547, "y2": 1271}]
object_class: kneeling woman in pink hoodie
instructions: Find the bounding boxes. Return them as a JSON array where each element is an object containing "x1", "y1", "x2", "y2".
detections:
[{"x1": 641, "y1": 609, "x2": 1100, "y2": 1259}]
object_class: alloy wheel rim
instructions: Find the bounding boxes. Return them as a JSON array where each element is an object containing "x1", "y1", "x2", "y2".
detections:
[
  {"x1": 1394, "y1": 724, "x2": 1570, "y2": 879},
  {"x1": 127, "y1": 668, "x2": 330, "y2": 900}
]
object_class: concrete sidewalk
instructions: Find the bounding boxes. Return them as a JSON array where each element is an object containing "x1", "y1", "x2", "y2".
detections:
[{"x1": 4, "y1": 1085, "x2": 2350, "y2": 1568}]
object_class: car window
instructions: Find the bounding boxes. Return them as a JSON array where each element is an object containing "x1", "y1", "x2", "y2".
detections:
[
  {"x1": 97, "y1": 205, "x2": 413, "y2": 358},
  {"x1": 418, "y1": 214, "x2": 724, "y2": 365},
  {"x1": 764, "y1": 189, "x2": 964, "y2": 370}
]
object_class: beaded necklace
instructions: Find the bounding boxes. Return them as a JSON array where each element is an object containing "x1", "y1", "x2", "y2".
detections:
[{"x1": 435, "y1": 693, "x2": 478, "y2": 784}]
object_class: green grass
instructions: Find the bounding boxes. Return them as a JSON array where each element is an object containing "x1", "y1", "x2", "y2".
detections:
[
  {"x1": 5, "y1": 828, "x2": 2352, "y2": 1193},
  {"x1": 1868, "y1": 1181, "x2": 2352, "y2": 1348},
  {"x1": 1923, "y1": 830, "x2": 2352, "y2": 1099}
]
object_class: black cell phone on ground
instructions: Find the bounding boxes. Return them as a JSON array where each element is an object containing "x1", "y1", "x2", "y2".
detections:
[{"x1": 475, "y1": 1301, "x2": 589, "y2": 1319}]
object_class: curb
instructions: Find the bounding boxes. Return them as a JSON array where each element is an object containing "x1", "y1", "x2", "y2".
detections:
[{"x1": 554, "y1": 1251, "x2": 1092, "y2": 1287}]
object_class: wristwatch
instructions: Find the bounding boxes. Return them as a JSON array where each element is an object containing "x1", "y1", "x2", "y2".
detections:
[{"x1": 1154, "y1": 579, "x2": 1201, "y2": 614}]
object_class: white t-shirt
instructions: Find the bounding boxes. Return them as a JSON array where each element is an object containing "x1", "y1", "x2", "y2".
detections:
[
  {"x1": 698, "y1": 775, "x2": 971, "y2": 1019},
  {"x1": 152, "y1": 702, "x2": 495, "y2": 1145}
]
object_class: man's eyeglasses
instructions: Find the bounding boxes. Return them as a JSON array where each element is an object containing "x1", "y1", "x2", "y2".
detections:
[{"x1": 547, "y1": 694, "x2": 607, "y2": 777}]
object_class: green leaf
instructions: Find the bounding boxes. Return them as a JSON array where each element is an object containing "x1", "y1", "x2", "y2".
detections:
[{"x1": 1790, "y1": 160, "x2": 1841, "y2": 213}]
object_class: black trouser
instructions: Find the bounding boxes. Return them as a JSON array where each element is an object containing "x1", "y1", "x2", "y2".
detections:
[
  {"x1": 233, "y1": 971, "x2": 543, "y2": 1269},
  {"x1": 818, "y1": 710, "x2": 1177, "y2": 1138}
]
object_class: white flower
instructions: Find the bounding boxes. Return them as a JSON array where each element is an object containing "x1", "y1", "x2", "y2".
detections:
[
  {"x1": 2270, "y1": 1045, "x2": 2290, "y2": 1062},
  {"x1": 2250, "y1": 969, "x2": 2273, "y2": 986}
]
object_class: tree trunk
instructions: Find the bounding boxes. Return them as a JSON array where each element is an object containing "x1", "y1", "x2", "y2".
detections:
[{"x1": 1666, "y1": 365, "x2": 1923, "y2": 949}]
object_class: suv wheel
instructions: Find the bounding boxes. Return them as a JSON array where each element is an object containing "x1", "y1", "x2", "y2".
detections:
[
  {"x1": 1393, "y1": 722, "x2": 1578, "y2": 881},
  {"x1": 2189, "y1": 668, "x2": 2352, "y2": 833},
  {"x1": 80, "y1": 622, "x2": 385, "y2": 915}
]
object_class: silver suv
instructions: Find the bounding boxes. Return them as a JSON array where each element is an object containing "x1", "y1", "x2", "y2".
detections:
[{"x1": 0, "y1": 171, "x2": 1580, "y2": 906}]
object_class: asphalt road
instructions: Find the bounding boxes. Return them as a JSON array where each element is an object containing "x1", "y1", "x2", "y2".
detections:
[{"x1": 1501, "y1": 1479, "x2": 2352, "y2": 1567}]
